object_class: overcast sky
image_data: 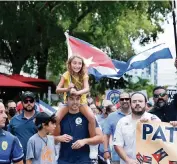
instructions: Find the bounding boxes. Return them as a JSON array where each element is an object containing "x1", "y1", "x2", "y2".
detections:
[{"x1": 134, "y1": 14, "x2": 177, "y2": 86}]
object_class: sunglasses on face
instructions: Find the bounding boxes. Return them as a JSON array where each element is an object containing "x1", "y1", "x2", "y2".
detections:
[
  {"x1": 120, "y1": 98, "x2": 130, "y2": 101},
  {"x1": 153, "y1": 92, "x2": 167, "y2": 98},
  {"x1": 23, "y1": 99, "x2": 34, "y2": 104}
]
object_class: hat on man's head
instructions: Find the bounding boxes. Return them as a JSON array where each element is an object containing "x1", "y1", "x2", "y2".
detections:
[
  {"x1": 22, "y1": 91, "x2": 35, "y2": 101},
  {"x1": 35, "y1": 112, "x2": 55, "y2": 128}
]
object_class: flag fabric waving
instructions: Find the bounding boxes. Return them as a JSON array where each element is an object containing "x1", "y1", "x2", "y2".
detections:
[
  {"x1": 65, "y1": 32, "x2": 118, "y2": 80},
  {"x1": 65, "y1": 32, "x2": 172, "y2": 80},
  {"x1": 35, "y1": 100, "x2": 56, "y2": 115},
  {"x1": 126, "y1": 43, "x2": 173, "y2": 71},
  {"x1": 112, "y1": 43, "x2": 173, "y2": 78}
]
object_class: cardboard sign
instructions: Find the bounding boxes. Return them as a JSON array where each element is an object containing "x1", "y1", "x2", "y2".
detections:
[
  {"x1": 136, "y1": 121, "x2": 177, "y2": 164},
  {"x1": 167, "y1": 89, "x2": 177, "y2": 103}
]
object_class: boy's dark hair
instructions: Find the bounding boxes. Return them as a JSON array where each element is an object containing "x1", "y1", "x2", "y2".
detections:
[
  {"x1": 66, "y1": 87, "x2": 81, "y2": 99},
  {"x1": 35, "y1": 112, "x2": 56, "y2": 130},
  {"x1": 153, "y1": 86, "x2": 167, "y2": 94},
  {"x1": 105, "y1": 105, "x2": 113, "y2": 115}
]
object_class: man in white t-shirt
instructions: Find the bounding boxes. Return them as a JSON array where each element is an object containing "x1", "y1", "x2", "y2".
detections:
[{"x1": 113, "y1": 92, "x2": 161, "y2": 164}]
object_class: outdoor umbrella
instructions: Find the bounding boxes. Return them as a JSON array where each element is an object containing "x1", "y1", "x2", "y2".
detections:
[
  {"x1": 9, "y1": 74, "x2": 52, "y2": 83},
  {"x1": 0, "y1": 75, "x2": 39, "y2": 88},
  {"x1": 9, "y1": 74, "x2": 56, "y2": 92}
]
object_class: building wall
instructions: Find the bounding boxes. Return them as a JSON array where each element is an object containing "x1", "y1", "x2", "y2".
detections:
[{"x1": 126, "y1": 61, "x2": 158, "y2": 85}]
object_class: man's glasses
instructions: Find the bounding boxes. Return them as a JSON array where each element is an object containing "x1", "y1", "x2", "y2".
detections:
[
  {"x1": 23, "y1": 99, "x2": 34, "y2": 104},
  {"x1": 153, "y1": 92, "x2": 167, "y2": 98},
  {"x1": 120, "y1": 98, "x2": 130, "y2": 101}
]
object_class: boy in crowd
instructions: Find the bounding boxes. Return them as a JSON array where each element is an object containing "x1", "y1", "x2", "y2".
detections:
[{"x1": 26, "y1": 112, "x2": 57, "y2": 164}]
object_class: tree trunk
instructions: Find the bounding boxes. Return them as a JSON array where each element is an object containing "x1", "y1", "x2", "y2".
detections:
[
  {"x1": 11, "y1": 60, "x2": 24, "y2": 74},
  {"x1": 36, "y1": 48, "x2": 48, "y2": 79}
]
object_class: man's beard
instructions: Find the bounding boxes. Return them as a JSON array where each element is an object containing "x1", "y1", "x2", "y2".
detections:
[
  {"x1": 23, "y1": 106, "x2": 34, "y2": 112},
  {"x1": 132, "y1": 106, "x2": 146, "y2": 116},
  {"x1": 156, "y1": 98, "x2": 167, "y2": 108}
]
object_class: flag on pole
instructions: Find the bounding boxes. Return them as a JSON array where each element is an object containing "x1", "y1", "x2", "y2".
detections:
[
  {"x1": 64, "y1": 32, "x2": 118, "y2": 80},
  {"x1": 111, "y1": 43, "x2": 173, "y2": 78},
  {"x1": 126, "y1": 43, "x2": 173, "y2": 71}
]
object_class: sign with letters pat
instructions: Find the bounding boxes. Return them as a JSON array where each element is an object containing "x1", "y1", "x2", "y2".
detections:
[{"x1": 136, "y1": 121, "x2": 177, "y2": 164}]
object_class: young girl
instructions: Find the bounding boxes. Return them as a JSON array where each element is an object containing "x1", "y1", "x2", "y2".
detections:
[{"x1": 56, "y1": 55, "x2": 96, "y2": 137}]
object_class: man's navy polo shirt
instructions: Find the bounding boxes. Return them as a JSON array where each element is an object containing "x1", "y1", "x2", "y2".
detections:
[
  {"x1": 7, "y1": 111, "x2": 37, "y2": 157},
  {"x1": 58, "y1": 112, "x2": 98, "y2": 164},
  {"x1": 0, "y1": 129, "x2": 24, "y2": 164}
]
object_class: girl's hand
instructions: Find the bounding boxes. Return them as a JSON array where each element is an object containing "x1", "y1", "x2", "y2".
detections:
[
  {"x1": 70, "y1": 88, "x2": 77, "y2": 94},
  {"x1": 68, "y1": 83, "x2": 75, "y2": 89}
]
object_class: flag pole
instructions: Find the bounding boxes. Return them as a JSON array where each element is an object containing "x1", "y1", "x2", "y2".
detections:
[
  {"x1": 172, "y1": 0, "x2": 177, "y2": 57},
  {"x1": 64, "y1": 30, "x2": 73, "y2": 59}
]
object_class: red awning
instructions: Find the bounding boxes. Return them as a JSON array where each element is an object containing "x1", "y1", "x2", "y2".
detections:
[
  {"x1": 0, "y1": 75, "x2": 39, "y2": 88},
  {"x1": 9, "y1": 74, "x2": 52, "y2": 83}
]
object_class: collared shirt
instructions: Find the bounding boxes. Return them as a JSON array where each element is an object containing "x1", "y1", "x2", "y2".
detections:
[
  {"x1": 7, "y1": 111, "x2": 38, "y2": 157},
  {"x1": 103, "y1": 110, "x2": 127, "y2": 161},
  {"x1": 0, "y1": 129, "x2": 24, "y2": 164},
  {"x1": 113, "y1": 112, "x2": 160, "y2": 164},
  {"x1": 96, "y1": 114, "x2": 105, "y2": 125}
]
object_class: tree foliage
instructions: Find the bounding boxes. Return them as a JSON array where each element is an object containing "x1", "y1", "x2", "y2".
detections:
[{"x1": 0, "y1": 1, "x2": 171, "y2": 81}]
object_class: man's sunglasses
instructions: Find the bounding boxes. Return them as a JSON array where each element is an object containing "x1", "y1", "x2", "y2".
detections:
[
  {"x1": 120, "y1": 98, "x2": 130, "y2": 101},
  {"x1": 23, "y1": 99, "x2": 34, "y2": 104},
  {"x1": 153, "y1": 92, "x2": 167, "y2": 98}
]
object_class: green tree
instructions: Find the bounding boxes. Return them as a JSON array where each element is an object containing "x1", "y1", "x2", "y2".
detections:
[
  {"x1": 125, "y1": 76, "x2": 156, "y2": 98},
  {"x1": 0, "y1": 1, "x2": 171, "y2": 80}
]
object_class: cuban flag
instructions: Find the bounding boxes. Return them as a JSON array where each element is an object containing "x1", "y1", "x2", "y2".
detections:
[
  {"x1": 35, "y1": 100, "x2": 56, "y2": 115},
  {"x1": 112, "y1": 43, "x2": 173, "y2": 77},
  {"x1": 65, "y1": 32, "x2": 118, "y2": 80},
  {"x1": 126, "y1": 43, "x2": 173, "y2": 71}
]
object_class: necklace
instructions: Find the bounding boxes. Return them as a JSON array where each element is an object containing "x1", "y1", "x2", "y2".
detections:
[{"x1": 37, "y1": 133, "x2": 48, "y2": 146}]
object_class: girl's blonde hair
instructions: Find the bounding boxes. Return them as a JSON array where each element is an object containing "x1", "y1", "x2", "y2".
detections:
[{"x1": 67, "y1": 55, "x2": 87, "y2": 80}]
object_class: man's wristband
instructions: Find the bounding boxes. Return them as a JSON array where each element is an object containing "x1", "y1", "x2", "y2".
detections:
[{"x1": 104, "y1": 151, "x2": 109, "y2": 154}]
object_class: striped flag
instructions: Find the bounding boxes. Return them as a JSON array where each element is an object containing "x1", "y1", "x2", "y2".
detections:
[{"x1": 64, "y1": 32, "x2": 118, "y2": 80}]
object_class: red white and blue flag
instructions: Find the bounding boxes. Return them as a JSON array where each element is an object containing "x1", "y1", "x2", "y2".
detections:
[
  {"x1": 35, "y1": 100, "x2": 56, "y2": 115},
  {"x1": 65, "y1": 32, "x2": 118, "y2": 80}
]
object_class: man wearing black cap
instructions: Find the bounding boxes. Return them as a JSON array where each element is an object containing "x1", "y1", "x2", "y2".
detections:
[
  {"x1": 8, "y1": 91, "x2": 38, "y2": 163},
  {"x1": 26, "y1": 112, "x2": 57, "y2": 164},
  {"x1": 55, "y1": 91, "x2": 103, "y2": 164}
]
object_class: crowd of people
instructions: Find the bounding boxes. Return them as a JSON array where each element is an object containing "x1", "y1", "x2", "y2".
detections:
[{"x1": 1, "y1": 55, "x2": 177, "y2": 164}]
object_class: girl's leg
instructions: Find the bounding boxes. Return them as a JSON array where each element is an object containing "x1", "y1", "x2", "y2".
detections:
[
  {"x1": 80, "y1": 105, "x2": 96, "y2": 137},
  {"x1": 53, "y1": 106, "x2": 69, "y2": 136}
]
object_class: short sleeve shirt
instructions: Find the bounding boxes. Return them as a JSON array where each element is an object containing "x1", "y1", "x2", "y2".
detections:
[
  {"x1": 0, "y1": 130, "x2": 24, "y2": 164},
  {"x1": 113, "y1": 112, "x2": 160, "y2": 164},
  {"x1": 7, "y1": 111, "x2": 38, "y2": 157},
  {"x1": 26, "y1": 133, "x2": 56, "y2": 164},
  {"x1": 62, "y1": 71, "x2": 88, "y2": 104},
  {"x1": 58, "y1": 112, "x2": 98, "y2": 164},
  {"x1": 103, "y1": 111, "x2": 126, "y2": 161}
]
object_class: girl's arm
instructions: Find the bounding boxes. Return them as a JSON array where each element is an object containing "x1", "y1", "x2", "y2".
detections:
[
  {"x1": 76, "y1": 76, "x2": 90, "y2": 95},
  {"x1": 56, "y1": 76, "x2": 69, "y2": 94}
]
